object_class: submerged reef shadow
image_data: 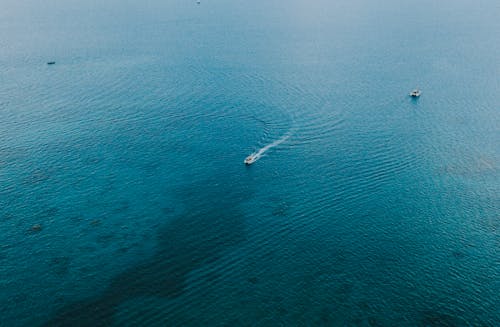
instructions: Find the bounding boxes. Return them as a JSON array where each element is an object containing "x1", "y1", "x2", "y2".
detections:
[
  {"x1": 44, "y1": 175, "x2": 250, "y2": 326},
  {"x1": 419, "y1": 310, "x2": 462, "y2": 327}
]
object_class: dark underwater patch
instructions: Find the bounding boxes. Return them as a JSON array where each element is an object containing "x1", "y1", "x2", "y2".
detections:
[
  {"x1": 419, "y1": 310, "x2": 461, "y2": 327},
  {"x1": 452, "y1": 250, "x2": 465, "y2": 259},
  {"x1": 247, "y1": 276, "x2": 259, "y2": 284},
  {"x1": 96, "y1": 233, "x2": 115, "y2": 247},
  {"x1": 44, "y1": 176, "x2": 250, "y2": 326},
  {"x1": 28, "y1": 224, "x2": 43, "y2": 233},
  {"x1": 50, "y1": 256, "x2": 72, "y2": 276},
  {"x1": 2, "y1": 213, "x2": 14, "y2": 221},
  {"x1": 111, "y1": 201, "x2": 130, "y2": 214},
  {"x1": 23, "y1": 169, "x2": 51, "y2": 185},
  {"x1": 271, "y1": 202, "x2": 289, "y2": 217},
  {"x1": 41, "y1": 207, "x2": 59, "y2": 217}
]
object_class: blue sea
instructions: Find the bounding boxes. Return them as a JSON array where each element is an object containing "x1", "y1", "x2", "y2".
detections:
[{"x1": 1, "y1": 0, "x2": 499, "y2": 326}]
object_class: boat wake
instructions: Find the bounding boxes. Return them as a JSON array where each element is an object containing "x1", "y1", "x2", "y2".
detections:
[{"x1": 245, "y1": 133, "x2": 291, "y2": 164}]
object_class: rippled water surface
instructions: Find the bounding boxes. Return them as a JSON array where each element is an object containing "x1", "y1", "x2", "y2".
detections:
[{"x1": 1, "y1": 0, "x2": 499, "y2": 326}]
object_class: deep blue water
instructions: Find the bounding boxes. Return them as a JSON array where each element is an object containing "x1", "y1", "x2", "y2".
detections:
[{"x1": 1, "y1": 0, "x2": 499, "y2": 326}]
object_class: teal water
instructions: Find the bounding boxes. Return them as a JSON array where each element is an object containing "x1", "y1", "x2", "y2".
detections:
[{"x1": 1, "y1": 0, "x2": 499, "y2": 326}]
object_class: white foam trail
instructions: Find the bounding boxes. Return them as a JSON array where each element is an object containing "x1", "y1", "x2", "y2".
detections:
[{"x1": 249, "y1": 133, "x2": 291, "y2": 163}]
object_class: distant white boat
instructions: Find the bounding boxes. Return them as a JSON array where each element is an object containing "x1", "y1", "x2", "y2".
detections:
[{"x1": 410, "y1": 89, "x2": 421, "y2": 97}]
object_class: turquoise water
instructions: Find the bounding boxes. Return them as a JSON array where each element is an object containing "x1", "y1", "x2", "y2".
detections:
[{"x1": 1, "y1": 0, "x2": 499, "y2": 326}]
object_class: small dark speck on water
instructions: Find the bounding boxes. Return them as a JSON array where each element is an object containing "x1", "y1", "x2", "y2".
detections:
[
  {"x1": 90, "y1": 219, "x2": 101, "y2": 226},
  {"x1": 247, "y1": 276, "x2": 259, "y2": 284},
  {"x1": 31, "y1": 224, "x2": 42, "y2": 232},
  {"x1": 47, "y1": 61, "x2": 56, "y2": 65}
]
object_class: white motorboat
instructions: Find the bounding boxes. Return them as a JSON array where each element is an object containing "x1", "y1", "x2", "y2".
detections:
[
  {"x1": 410, "y1": 89, "x2": 421, "y2": 97},
  {"x1": 244, "y1": 154, "x2": 257, "y2": 165}
]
